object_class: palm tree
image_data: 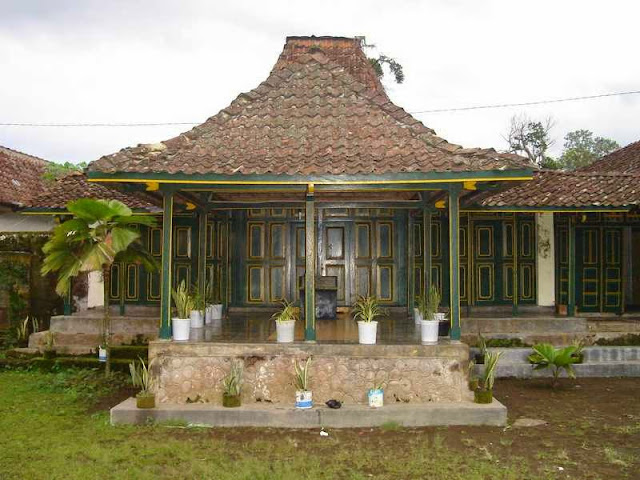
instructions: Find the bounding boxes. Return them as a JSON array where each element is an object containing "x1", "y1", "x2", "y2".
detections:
[{"x1": 41, "y1": 198, "x2": 157, "y2": 374}]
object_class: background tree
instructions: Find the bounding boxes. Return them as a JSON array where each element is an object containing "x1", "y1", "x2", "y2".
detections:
[
  {"x1": 558, "y1": 129, "x2": 620, "y2": 170},
  {"x1": 41, "y1": 199, "x2": 157, "y2": 375},
  {"x1": 504, "y1": 115, "x2": 556, "y2": 168}
]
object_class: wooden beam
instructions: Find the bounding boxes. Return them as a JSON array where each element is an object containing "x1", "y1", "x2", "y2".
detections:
[{"x1": 197, "y1": 209, "x2": 208, "y2": 307}]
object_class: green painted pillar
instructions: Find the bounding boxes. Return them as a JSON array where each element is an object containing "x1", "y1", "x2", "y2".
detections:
[
  {"x1": 197, "y1": 208, "x2": 208, "y2": 303},
  {"x1": 423, "y1": 206, "x2": 432, "y2": 297},
  {"x1": 512, "y1": 214, "x2": 519, "y2": 317},
  {"x1": 159, "y1": 191, "x2": 174, "y2": 339},
  {"x1": 407, "y1": 211, "x2": 415, "y2": 314},
  {"x1": 119, "y1": 262, "x2": 126, "y2": 316},
  {"x1": 63, "y1": 278, "x2": 72, "y2": 315},
  {"x1": 304, "y1": 186, "x2": 316, "y2": 342},
  {"x1": 448, "y1": 186, "x2": 462, "y2": 341},
  {"x1": 567, "y1": 215, "x2": 576, "y2": 317}
]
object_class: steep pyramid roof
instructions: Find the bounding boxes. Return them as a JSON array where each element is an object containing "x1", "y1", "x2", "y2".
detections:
[{"x1": 88, "y1": 36, "x2": 530, "y2": 178}]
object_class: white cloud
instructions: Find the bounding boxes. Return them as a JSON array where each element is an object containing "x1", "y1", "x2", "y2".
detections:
[{"x1": 0, "y1": 0, "x2": 638, "y2": 163}]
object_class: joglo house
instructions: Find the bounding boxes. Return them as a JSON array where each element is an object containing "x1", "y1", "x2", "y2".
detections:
[{"x1": 22, "y1": 36, "x2": 640, "y2": 413}]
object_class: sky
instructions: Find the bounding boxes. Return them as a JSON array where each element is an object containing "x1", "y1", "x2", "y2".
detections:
[{"x1": 0, "y1": 0, "x2": 638, "y2": 165}]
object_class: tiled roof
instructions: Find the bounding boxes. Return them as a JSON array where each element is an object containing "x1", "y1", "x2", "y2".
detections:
[
  {"x1": 88, "y1": 36, "x2": 531, "y2": 177},
  {"x1": 580, "y1": 141, "x2": 640, "y2": 175},
  {"x1": 0, "y1": 146, "x2": 49, "y2": 207},
  {"x1": 28, "y1": 172, "x2": 161, "y2": 212},
  {"x1": 468, "y1": 170, "x2": 640, "y2": 209}
]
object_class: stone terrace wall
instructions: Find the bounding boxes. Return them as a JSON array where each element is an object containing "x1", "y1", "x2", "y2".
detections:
[{"x1": 149, "y1": 342, "x2": 471, "y2": 405}]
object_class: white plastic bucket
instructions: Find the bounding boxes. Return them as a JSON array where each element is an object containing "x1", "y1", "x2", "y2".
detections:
[
  {"x1": 295, "y1": 390, "x2": 313, "y2": 409},
  {"x1": 98, "y1": 347, "x2": 107, "y2": 363},
  {"x1": 210, "y1": 304, "x2": 223, "y2": 320},
  {"x1": 172, "y1": 318, "x2": 191, "y2": 341},
  {"x1": 205, "y1": 305, "x2": 213, "y2": 324},
  {"x1": 414, "y1": 308, "x2": 422, "y2": 324},
  {"x1": 368, "y1": 388, "x2": 384, "y2": 408},
  {"x1": 420, "y1": 319, "x2": 439, "y2": 344},
  {"x1": 190, "y1": 310, "x2": 204, "y2": 329},
  {"x1": 276, "y1": 320, "x2": 295, "y2": 343},
  {"x1": 357, "y1": 321, "x2": 378, "y2": 345}
]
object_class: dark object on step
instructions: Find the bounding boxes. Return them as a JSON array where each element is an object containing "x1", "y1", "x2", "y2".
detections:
[{"x1": 325, "y1": 399, "x2": 342, "y2": 409}]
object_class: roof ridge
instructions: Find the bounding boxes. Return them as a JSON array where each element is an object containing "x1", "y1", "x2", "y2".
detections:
[{"x1": 0, "y1": 145, "x2": 51, "y2": 165}]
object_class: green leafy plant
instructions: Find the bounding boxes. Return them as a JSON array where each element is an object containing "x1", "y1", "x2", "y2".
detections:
[
  {"x1": 415, "y1": 294, "x2": 427, "y2": 317},
  {"x1": 205, "y1": 278, "x2": 220, "y2": 305},
  {"x1": 571, "y1": 339, "x2": 586, "y2": 363},
  {"x1": 426, "y1": 284, "x2": 441, "y2": 319},
  {"x1": 478, "y1": 350, "x2": 502, "y2": 392},
  {"x1": 191, "y1": 286, "x2": 205, "y2": 313},
  {"x1": 293, "y1": 357, "x2": 311, "y2": 392},
  {"x1": 352, "y1": 295, "x2": 386, "y2": 323},
  {"x1": 171, "y1": 280, "x2": 194, "y2": 319},
  {"x1": 222, "y1": 361, "x2": 243, "y2": 396},
  {"x1": 271, "y1": 299, "x2": 298, "y2": 324},
  {"x1": 41, "y1": 198, "x2": 157, "y2": 376},
  {"x1": 15, "y1": 317, "x2": 30, "y2": 344},
  {"x1": 129, "y1": 357, "x2": 154, "y2": 395},
  {"x1": 528, "y1": 343, "x2": 579, "y2": 387}
]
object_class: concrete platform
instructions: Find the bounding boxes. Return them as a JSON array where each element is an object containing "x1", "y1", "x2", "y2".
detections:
[{"x1": 111, "y1": 397, "x2": 507, "y2": 428}]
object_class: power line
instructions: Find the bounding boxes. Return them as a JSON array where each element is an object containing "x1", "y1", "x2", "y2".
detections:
[
  {"x1": 410, "y1": 89, "x2": 640, "y2": 114},
  {"x1": 0, "y1": 89, "x2": 638, "y2": 127}
]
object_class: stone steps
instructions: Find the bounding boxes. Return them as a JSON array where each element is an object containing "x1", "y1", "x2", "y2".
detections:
[{"x1": 111, "y1": 397, "x2": 507, "y2": 428}]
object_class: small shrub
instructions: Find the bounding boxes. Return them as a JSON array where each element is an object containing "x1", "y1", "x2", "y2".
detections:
[{"x1": 528, "y1": 343, "x2": 579, "y2": 387}]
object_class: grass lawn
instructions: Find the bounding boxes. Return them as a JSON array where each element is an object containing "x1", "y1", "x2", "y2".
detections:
[{"x1": 0, "y1": 369, "x2": 638, "y2": 480}]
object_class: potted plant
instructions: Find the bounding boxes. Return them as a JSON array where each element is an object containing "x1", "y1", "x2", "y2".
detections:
[
  {"x1": 294, "y1": 357, "x2": 312, "y2": 409},
  {"x1": 475, "y1": 334, "x2": 487, "y2": 364},
  {"x1": 414, "y1": 295, "x2": 426, "y2": 325},
  {"x1": 271, "y1": 299, "x2": 297, "y2": 343},
  {"x1": 190, "y1": 287, "x2": 205, "y2": 329},
  {"x1": 171, "y1": 280, "x2": 194, "y2": 341},
  {"x1": 205, "y1": 279, "x2": 223, "y2": 324},
  {"x1": 367, "y1": 381, "x2": 385, "y2": 408},
  {"x1": 474, "y1": 350, "x2": 502, "y2": 404},
  {"x1": 467, "y1": 359, "x2": 479, "y2": 391},
  {"x1": 129, "y1": 357, "x2": 155, "y2": 409},
  {"x1": 98, "y1": 333, "x2": 108, "y2": 363},
  {"x1": 353, "y1": 295, "x2": 386, "y2": 345},
  {"x1": 419, "y1": 285, "x2": 440, "y2": 344},
  {"x1": 42, "y1": 331, "x2": 57, "y2": 359},
  {"x1": 222, "y1": 361, "x2": 242, "y2": 407}
]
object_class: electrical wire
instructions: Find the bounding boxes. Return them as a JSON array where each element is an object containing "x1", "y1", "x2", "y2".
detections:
[{"x1": 0, "y1": 89, "x2": 638, "y2": 127}]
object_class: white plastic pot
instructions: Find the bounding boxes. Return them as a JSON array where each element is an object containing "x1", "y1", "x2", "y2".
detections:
[
  {"x1": 190, "y1": 310, "x2": 204, "y2": 329},
  {"x1": 205, "y1": 306, "x2": 213, "y2": 324},
  {"x1": 276, "y1": 320, "x2": 295, "y2": 343},
  {"x1": 210, "y1": 304, "x2": 223, "y2": 320},
  {"x1": 434, "y1": 312, "x2": 446, "y2": 322},
  {"x1": 420, "y1": 319, "x2": 439, "y2": 344},
  {"x1": 172, "y1": 317, "x2": 191, "y2": 341},
  {"x1": 98, "y1": 346, "x2": 107, "y2": 363},
  {"x1": 295, "y1": 390, "x2": 313, "y2": 409},
  {"x1": 368, "y1": 388, "x2": 384, "y2": 408},
  {"x1": 414, "y1": 308, "x2": 423, "y2": 324},
  {"x1": 357, "y1": 321, "x2": 378, "y2": 345}
]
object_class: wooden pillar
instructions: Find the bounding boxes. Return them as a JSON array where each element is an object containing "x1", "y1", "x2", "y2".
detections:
[
  {"x1": 159, "y1": 191, "x2": 174, "y2": 339},
  {"x1": 512, "y1": 213, "x2": 519, "y2": 316},
  {"x1": 222, "y1": 214, "x2": 231, "y2": 310},
  {"x1": 423, "y1": 206, "x2": 432, "y2": 297},
  {"x1": 407, "y1": 211, "x2": 415, "y2": 314},
  {"x1": 567, "y1": 215, "x2": 576, "y2": 317},
  {"x1": 304, "y1": 185, "x2": 316, "y2": 341},
  {"x1": 448, "y1": 186, "x2": 462, "y2": 341},
  {"x1": 197, "y1": 208, "x2": 208, "y2": 303}
]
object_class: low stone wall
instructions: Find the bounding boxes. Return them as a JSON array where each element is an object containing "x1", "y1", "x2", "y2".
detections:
[{"x1": 149, "y1": 342, "x2": 471, "y2": 405}]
